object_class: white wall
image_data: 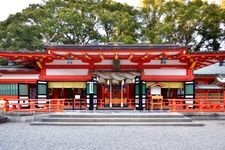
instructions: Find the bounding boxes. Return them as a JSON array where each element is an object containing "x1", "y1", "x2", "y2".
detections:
[
  {"x1": 0, "y1": 74, "x2": 39, "y2": 79},
  {"x1": 46, "y1": 69, "x2": 88, "y2": 75},
  {"x1": 144, "y1": 69, "x2": 187, "y2": 76}
]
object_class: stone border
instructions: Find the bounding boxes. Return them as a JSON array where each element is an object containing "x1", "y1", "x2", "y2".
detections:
[{"x1": 183, "y1": 112, "x2": 225, "y2": 120}]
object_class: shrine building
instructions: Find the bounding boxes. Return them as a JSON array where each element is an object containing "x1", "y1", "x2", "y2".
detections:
[{"x1": 0, "y1": 44, "x2": 225, "y2": 111}]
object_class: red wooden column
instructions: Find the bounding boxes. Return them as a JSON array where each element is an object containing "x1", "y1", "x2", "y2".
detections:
[
  {"x1": 187, "y1": 69, "x2": 194, "y2": 80},
  {"x1": 223, "y1": 91, "x2": 225, "y2": 101},
  {"x1": 39, "y1": 68, "x2": 46, "y2": 80},
  {"x1": 126, "y1": 84, "x2": 131, "y2": 109}
]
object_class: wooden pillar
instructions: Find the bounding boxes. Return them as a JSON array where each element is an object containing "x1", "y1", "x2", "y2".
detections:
[
  {"x1": 223, "y1": 91, "x2": 225, "y2": 107},
  {"x1": 30, "y1": 99, "x2": 35, "y2": 110},
  {"x1": 126, "y1": 85, "x2": 130, "y2": 108},
  {"x1": 89, "y1": 62, "x2": 95, "y2": 72},
  {"x1": 199, "y1": 100, "x2": 203, "y2": 112},
  {"x1": 39, "y1": 68, "x2": 46, "y2": 80},
  {"x1": 138, "y1": 62, "x2": 143, "y2": 71},
  {"x1": 101, "y1": 85, "x2": 105, "y2": 108},
  {"x1": 223, "y1": 91, "x2": 225, "y2": 101},
  {"x1": 121, "y1": 80, "x2": 124, "y2": 107},
  {"x1": 172, "y1": 99, "x2": 176, "y2": 112},
  {"x1": 110, "y1": 82, "x2": 112, "y2": 108},
  {"x1": 4, "y1": 99, "x2": 9, "y2": 112},
  {"x1": 187, "y1": 69, "x2": 194, "y2": 80}
]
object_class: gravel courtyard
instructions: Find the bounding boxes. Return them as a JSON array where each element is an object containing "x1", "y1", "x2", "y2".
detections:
[{"x1": 0, "y1": 121, "x2": 225, "y2": 150}]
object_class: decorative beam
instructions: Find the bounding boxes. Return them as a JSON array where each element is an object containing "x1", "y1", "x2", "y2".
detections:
[
  {"x1": 128, "y1": 53, "x2": 133, "y2": 60},
  {"x1": 115, "y1": 53, "x2": 118, "y2": 59},
  {"x1": 190, "y1": 62, "x2": 196, "y2": 69},
  {"x1": 100, "y1": 53, "x2": 104, "y2": 60},
  {"x1": 36, "y1": 61, "x2": 43, "y2": 69}
]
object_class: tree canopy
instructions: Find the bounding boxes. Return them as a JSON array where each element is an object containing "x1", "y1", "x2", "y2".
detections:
[{"x1": 0, "y1": 0, "x2": 224, "y2": 51}]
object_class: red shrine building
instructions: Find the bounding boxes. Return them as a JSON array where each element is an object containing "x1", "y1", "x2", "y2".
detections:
[{"x1": 0, "y1": 44, "x2": 225, "y2": 111}]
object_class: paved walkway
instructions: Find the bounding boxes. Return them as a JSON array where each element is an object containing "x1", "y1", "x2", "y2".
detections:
[{"x1": 0, "y1": 121, "x2": 225, "y2": 150}]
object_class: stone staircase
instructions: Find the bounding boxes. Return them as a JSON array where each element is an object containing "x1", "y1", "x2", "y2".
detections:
[{"x1": 30, "y1": 112, "x2": 204, "y2": 126}]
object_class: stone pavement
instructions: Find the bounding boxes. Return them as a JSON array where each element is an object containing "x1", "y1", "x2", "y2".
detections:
[{"x1": 0, "y1": 121, "x2": 225, "y2": 150}]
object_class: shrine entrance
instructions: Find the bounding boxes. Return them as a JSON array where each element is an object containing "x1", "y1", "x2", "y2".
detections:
[
  {"x1": 98, "y1": 82, "x2": 136, "y2": 109},
  {"x1": 95, "y1": 71, "x2": 139, "y2": 109},
  {"x1": 105, "y1": 82, "x2": 127, "y2": 107}
]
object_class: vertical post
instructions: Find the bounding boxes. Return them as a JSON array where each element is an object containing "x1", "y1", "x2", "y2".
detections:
[
  {"x1": 110, "y1": 82, "x2": 112, "y2": 108},
  {"x1": 86, "y1": 81, "x2": 91, "y2": 110},
  {"x1": 223, "y1": 91, "x2": 225, "y2": 102},
  {"x1": 142, "y1": 81, "x2": 146, "y2": 110},
  {"x1": 33, "y1": 108, "x2": 36, "y2": 121},
  {"x1": 30, "y1": 99, "x2": 35, "y2": 111},
  {"x1": 3, "y1": 100, "x2": 5, "y2": 116},
  {"x1": 121, "y1": 80, "x2": 124, "y2": 107},
  {"x1": 135, "y1": 77, "x2": 140, "y2": 110},
  {"x1": 17, "y1": 103, "x2": 20, "y2": 122},
  {"x1": 184, "y1": 81, "x2": 195, "y2": 109},
  {"x1": 172, "y1": 99, "x2": 176, "y2": 112},
  {"x1": 36, "y1": 81, "x2": 48, "y2": 110},
  {"x1": 56, "y1": 99, "x2": 60, "y2": 112},
  {"x1": 90, "y1": 95, "x2": 93, "y2": 110},
  {"x1": 199, "y1": 100, "x2": 203, "y2": 112},
  {"x1": 135, "y1": 77, "x2": 146, "y2": 110},
  {"x1": 4, "y1": 100, "x2": 9, "y2": 113},
  {"x1": 48, "y1": 99, "x2": 51, "y2": 112},
  {"x1": 86, "y1": 77, "x2": 98, "y2": 110}
]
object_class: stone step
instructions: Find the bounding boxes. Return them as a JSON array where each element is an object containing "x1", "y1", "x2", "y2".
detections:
[
  {"x1": 30, "y1": 112, "x2": 200, "y2": 126},
  {"x1": 184, "y1": 113, "x2": 225, "y2": 120},
  {"x1": 49, "y1": 112, "x2": 185, "y2": 119},
  {"x1": 30, "y1": 121, "x2": 204, "y2": 126},
  {"x1": 41, "y1": 117, "x2": 192, "y2": 122},
  {"x1": 191, "y1": 116, "x2": 225, "y2": 120}
]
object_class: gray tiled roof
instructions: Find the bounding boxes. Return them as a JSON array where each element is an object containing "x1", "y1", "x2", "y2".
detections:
[
  {"x1": 195, "y1": 84, "x2": 225, "y2": 89},
  {"x1": 43, "y1": 44, "x2": 190, "y2": 50},
  {"x1": 194, "y1": 63, "x2": 225, "y2": 75}
]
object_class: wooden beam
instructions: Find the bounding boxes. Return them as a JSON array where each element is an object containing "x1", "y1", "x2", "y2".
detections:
[
  {"x1": 190, "y1": 62, "x2": 196, "y2": 69},
  {"x1": 43, "y1": 75, "x2": 92, "y2": 81},
  {"x1": 0, "y1": 79, "x2": 37, "y2": 83},
  {"x1": 36, "y1": 61, "x2": 43, "y2": 69},
  {"x1": 141, "y1": 75, "x2": 192, "y2": 81}
]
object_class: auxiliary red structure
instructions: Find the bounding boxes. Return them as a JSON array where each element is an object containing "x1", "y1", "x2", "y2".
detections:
[{"x1": 0, "y1": 44, "x2": 225, "y2": 112}]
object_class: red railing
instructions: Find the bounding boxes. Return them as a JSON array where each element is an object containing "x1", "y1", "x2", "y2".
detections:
[
  {"x1": 2, "y1": 97, "x2": 225, "y2": 112},
  {"x1": 1, "y1": 99, "x2": 65, "y2": 113},
  {"x1": 168, "y1": 99, "x2": 225, "y2": 112},
  {"x1": 63, "y1": 98, "x2": 86, "y2": 110},
  {"x1": 98, "y1": 99, "x2": 105, "y2": 109},
  {"x1": 127, "y1": 98, "x2": 135, "y2": 109}
]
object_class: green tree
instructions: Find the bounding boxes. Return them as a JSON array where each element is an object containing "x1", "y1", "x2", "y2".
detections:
[
  {"x1": 94, "y1": 0, "x2": 140, "y2": 44},
  {"x1": 141, "y1": 0, "x2": 166, "y2": 43},
  {"x1": 195, "y1": 2, "x2": 225, "y2": 51},
  {"x1": 0, "y1": 0, "x2": 224, "y2": 51},
  {"x1": 142, "y1": 0, "x2": 225, "y2": 51},
  {"x1": 0, "y1": 10, "x2": 42, "y2": 50},
  {"x1": 0, "y1": 0, "x2": 141, "y2": 50}
]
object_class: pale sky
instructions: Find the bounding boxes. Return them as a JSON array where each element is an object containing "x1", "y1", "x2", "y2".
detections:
[{"x1": 0, "y1": 0, "x2": 139, "y2": 21}]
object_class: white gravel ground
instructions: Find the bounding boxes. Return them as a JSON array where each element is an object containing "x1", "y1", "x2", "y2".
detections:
[{"x1": 0, "y1": 121, "x2": 225, "y2": 150}]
